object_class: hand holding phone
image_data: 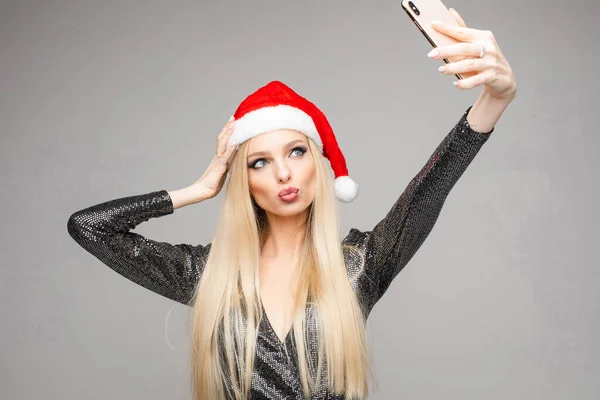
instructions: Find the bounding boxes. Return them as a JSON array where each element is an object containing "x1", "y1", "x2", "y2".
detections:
[{"x1": 401, "y1": 0, "x2": 476, "y2": 79}]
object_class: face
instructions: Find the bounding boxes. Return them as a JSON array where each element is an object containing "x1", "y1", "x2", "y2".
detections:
[{"x1": 246, "y1": 129, "x2": 316, "y2": 218}]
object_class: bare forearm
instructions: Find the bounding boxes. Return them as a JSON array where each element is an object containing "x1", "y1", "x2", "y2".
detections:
[
  {"x1": 466, "y1": 89, "x2": 514, "y2": 133},
  {"x1": 167, "y1": 186, "x2": 208, "y2": 210}
]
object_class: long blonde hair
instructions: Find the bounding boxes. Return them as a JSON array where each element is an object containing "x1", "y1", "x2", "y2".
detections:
[{"x1": 189, "y1": 138, "x2": 374, "y2": 399}]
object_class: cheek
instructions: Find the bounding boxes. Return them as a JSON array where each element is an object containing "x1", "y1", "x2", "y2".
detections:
[
  {"x1": 301, "y1": 161, "x2": 317, "y2": 193},
  {"x1": 248, "y1": 173, "x2": 269, "y2": 200}
]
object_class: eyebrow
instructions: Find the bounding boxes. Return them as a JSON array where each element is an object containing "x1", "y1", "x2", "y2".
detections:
[{"x1": 247, "y1": 139, "x2": 306, "y2": 159}]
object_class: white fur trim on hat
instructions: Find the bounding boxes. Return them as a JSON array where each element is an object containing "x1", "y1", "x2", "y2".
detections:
[
  {"x1": 334, "y1": 176, "x2": 359, "y2": 203},
  {"x1": 228, "y1": 105, "x2": 323, "y2": 151}
]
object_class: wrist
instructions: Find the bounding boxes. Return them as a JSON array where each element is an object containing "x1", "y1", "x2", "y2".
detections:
[
  {"x1": 482, "y1": 86, "x2": 516, "y2": 105},
  {"x1": 187, "y1": 184, "x2": 211, "y2": 204},
  {"x1": 168, "y1": 186, "x2": 208, "y2": 210},
  {"x1": 468, "y1": 90, "x2": 513, "y2": 133}
]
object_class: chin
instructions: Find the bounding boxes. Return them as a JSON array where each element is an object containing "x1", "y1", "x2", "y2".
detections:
[
  {"x1": 263, "y1": 199, "x2": 312, "y2": 218},
  {"x1": 275, "y1": 207, "x2": 309, "y2": 218}
]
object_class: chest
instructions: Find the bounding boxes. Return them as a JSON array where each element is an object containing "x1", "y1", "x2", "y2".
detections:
[{"x1": 258, "y1": 257, "x2": 297, "y2": 344}]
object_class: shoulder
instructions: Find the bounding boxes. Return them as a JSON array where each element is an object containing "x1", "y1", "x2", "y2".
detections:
[
  {"x1": 342, "y1": 228, "x2": 371, "y2": 255},
  {"x1": 341, "y1": 228, "x2": 378, "y2": 307},
  {"x1": 198, "y1": 243, "x2": 212, "y2": 263},
  {"x1": 342, "y1": 228, "x2": 371, "y2": 282}
]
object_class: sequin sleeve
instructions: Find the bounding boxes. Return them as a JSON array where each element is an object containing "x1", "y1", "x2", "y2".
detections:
[
  {"x1": 67, "y1": 189, "x2": 208, "y2": 305},
  {"x1": 344, "y1": 106, "x2": 493, "y2": 313}
]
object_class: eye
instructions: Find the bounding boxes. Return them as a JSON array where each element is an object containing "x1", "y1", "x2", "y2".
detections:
[
  {"x1": 248, "y1": 146, "x2": 307, "y2": 170},
  {"x1": 290, "y1": 146, "x2": 307, "y2": 157},
  {"x1": 249, "y1": 158, "x2": 266, "y2": 169}
]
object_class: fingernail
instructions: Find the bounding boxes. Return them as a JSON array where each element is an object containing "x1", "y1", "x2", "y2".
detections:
[
  {"x1": 453, "y1": 80, "x2": 458, "y2": 86},
  {"x1": 438, "y1": 65, "x2": 446, "y2": 72},
  {"x1": 229, "y1": 115, "x2": 234, "y2": 121},
  {"x1": 428, "y1": 49, "x2": 439, "y2": 58}
]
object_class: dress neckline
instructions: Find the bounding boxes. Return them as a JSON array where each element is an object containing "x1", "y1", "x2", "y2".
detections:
[{"x1": 260, "y1": 300, "x2": 293, "y2": 345}]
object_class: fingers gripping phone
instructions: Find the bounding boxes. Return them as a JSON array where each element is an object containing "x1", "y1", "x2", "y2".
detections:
[{"x1": 401, "y1": 0, "x2": 474, "y2": 79}]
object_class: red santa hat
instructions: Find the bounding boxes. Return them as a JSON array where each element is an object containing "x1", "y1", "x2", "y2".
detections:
[{"x1": 227, "y1": 80, "x2": 358, "y2": 203}]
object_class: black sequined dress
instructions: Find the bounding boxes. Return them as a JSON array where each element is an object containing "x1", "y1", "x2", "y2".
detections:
[{"x1": 67, "y1": 107, "x2": 493, "y2": 399}]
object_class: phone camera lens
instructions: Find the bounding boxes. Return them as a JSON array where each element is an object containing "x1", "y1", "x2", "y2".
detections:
[{"x1": 408, "y1": 1, "x2": 420, "y2": 15}]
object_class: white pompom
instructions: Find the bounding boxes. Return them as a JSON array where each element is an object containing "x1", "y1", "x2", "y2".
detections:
[{"x1": 334, "y1": 176, "x2": 359, "y2": 203}]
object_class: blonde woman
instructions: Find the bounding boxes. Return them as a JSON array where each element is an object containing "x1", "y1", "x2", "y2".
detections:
[{"x1": 67, "y1": 14, "x2": 516, "y2": 400}]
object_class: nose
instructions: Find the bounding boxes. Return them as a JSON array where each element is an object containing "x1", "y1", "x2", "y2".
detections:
[{"x1": 276, "y1": 162, "x2": 291, "y2": 183}]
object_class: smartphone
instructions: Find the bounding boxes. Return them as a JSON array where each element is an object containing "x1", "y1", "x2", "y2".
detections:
[{"x1": 401, "y1": 0, "x2": 475, "y2": 79}]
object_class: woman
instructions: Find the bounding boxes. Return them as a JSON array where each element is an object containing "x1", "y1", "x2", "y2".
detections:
[{"x1": 67, "y1": 11, "x2": 516, "y2": 400}]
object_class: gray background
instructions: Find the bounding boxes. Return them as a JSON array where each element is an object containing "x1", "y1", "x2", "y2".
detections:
[{"x1": 1, "y1": 0, "x2": 598, "y2": 399}]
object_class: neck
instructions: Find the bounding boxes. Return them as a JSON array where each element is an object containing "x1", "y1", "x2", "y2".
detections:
[{"x1": 261, "y1": 209, "x2": 309, "y2": 258}]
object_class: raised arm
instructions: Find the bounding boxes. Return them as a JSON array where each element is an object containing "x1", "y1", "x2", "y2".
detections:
[
  {"x1": 345, "y1": 12, "x2": 517, "y2": 312},
  {"x1": 67, "y1": 189, "x2": 210, "y2": 305},
  {"x1": 346, "y1": 106, "x2": 494, "y2": 311},
  {"x1": 67, "y1": 117, "x2": 239, "y2": 306}
]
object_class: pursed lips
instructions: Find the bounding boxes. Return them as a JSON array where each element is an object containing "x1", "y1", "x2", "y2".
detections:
[{"x1": 278, "y1": 187, "x2": 299, "y2": 197}]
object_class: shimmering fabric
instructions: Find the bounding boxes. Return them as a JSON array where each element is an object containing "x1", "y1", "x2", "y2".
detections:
[{"x1": 67, "y1": 106, "x2": 492, "y2": 399}]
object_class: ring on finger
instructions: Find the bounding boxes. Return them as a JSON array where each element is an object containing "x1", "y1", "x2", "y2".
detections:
[{"x1": 477, "y1": 43, "x2": 486, "y2": 58}]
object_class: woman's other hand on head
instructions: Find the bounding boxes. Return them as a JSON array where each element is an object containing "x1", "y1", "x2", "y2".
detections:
[{"x1": 191, "y1": 117, "x2": 239, "y2": 201}]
